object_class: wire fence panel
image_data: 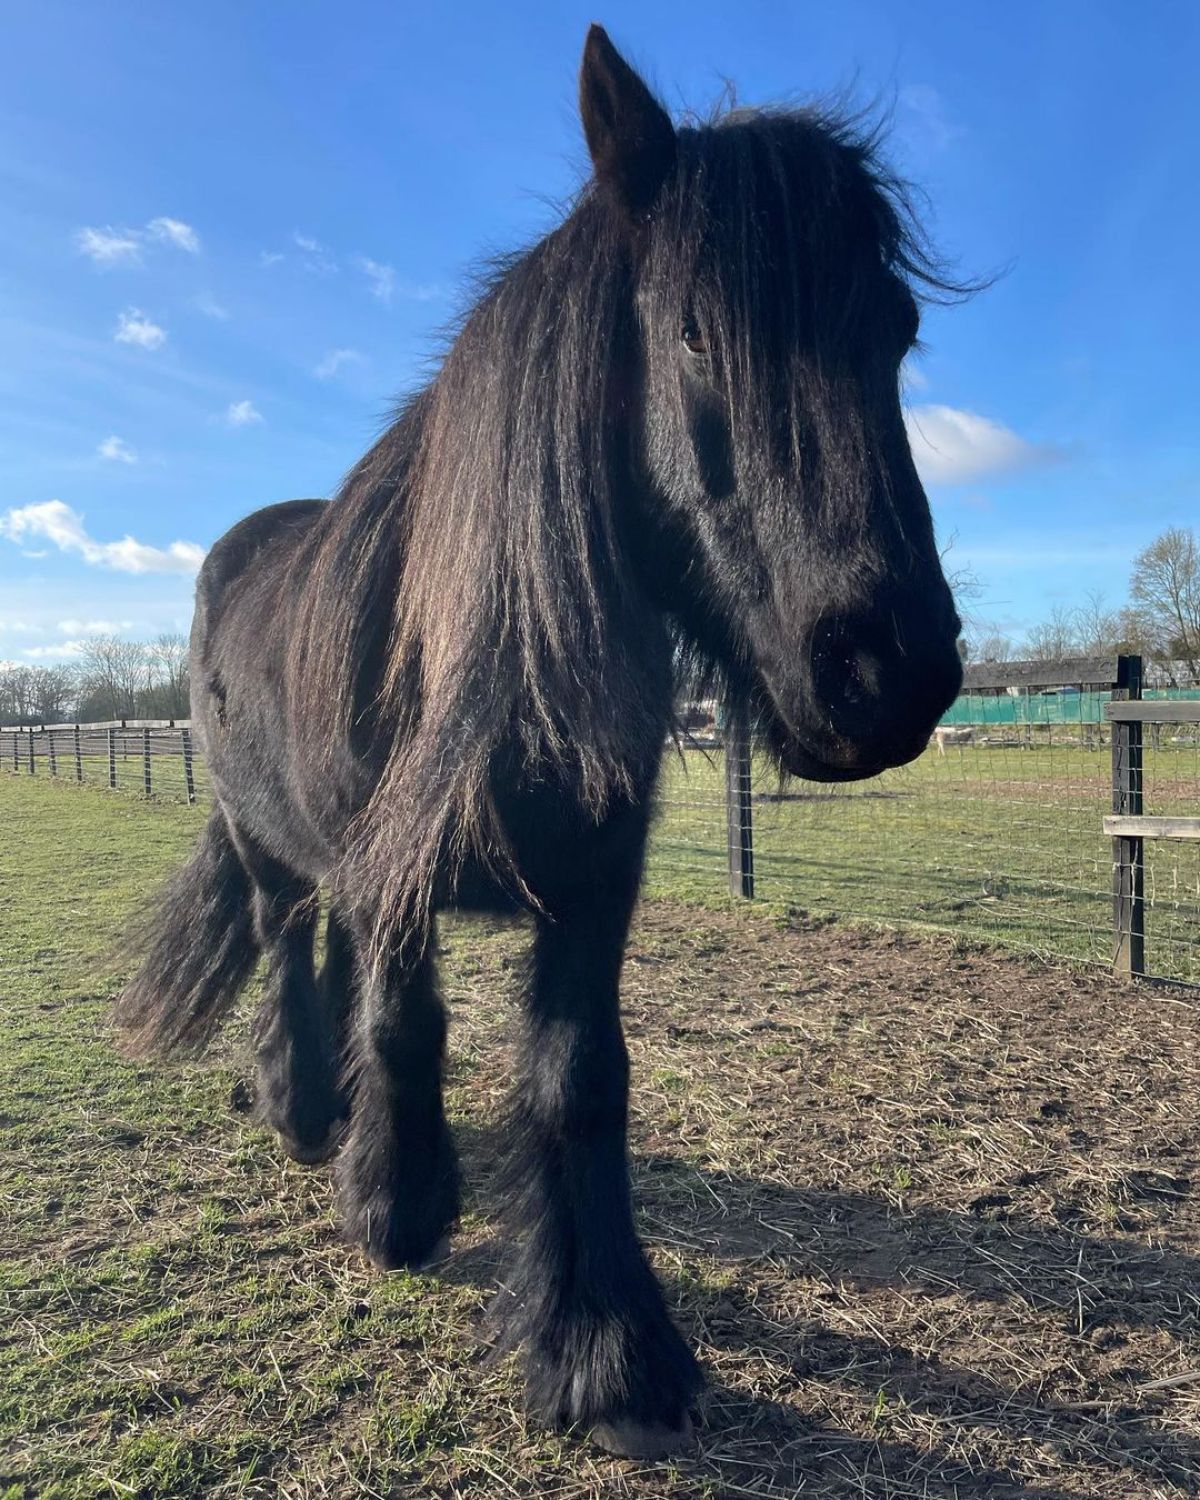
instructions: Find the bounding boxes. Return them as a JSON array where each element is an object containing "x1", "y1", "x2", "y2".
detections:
[
  {"x1": 651, "y1": 687, "x2": 1200, "y2": 986},
  {"x1": 0, "y1": 724, "x2": 206, "y2": 803},
  {"x1": 4, "y1": 682, "x2": 1199, "y2": 986}
]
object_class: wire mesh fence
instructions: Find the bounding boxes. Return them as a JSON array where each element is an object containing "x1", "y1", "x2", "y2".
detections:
[
  {"x1": 0, "y1": 723, "x2": 211, "y2": 803},
  {"x1": 649, "y1": 663, "x2": 1200, "y2": 988},
  {"x1": 4, "y1": 667, "x2": 1199, "y2": 986}
]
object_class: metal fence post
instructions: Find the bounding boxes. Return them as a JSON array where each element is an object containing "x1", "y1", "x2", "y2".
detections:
[
  {"x1": 724, "y1": 702, "x2": 755, "y2": 899},
  {"x1": 1111, "y1": 653, "x2": 1144, "y2": 979},
  {"x1": 74, "y1": 724, "x2": 82, "y2": 782},
  {"x1": 142, "y1": 727, "x2": 152, "y2": 797},
  {"x1": 107, "y1": 728, "x2": 117, "y2": 789},
  {"x1": 181, "y1": 727, "x2": 196, "y2": 804}
]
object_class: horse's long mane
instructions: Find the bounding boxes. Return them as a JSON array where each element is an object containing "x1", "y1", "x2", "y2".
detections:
[
  {"x1": 292, "y1": 101, "x2": 963, "y2": 959},
  {"x1": 294, "y1": 187, "x2": 659, "y2": 954}
]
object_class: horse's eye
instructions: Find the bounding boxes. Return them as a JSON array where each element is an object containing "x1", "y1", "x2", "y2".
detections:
[{"x1": 681, "y1": 320, "x2": 707, "y2": 356}]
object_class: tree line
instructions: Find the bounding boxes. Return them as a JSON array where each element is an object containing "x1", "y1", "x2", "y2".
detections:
[
  {"x1": 0, "y1": 634, "x2": 190, "y2": 725},
  {"x1": 965, "y1": 526, "x2": 1200, "y2": 684}
]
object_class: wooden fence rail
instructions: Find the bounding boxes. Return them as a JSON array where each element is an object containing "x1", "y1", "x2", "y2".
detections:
[{"x1": 1104, "y1": 690, "x2": 1200, "y2": 980}]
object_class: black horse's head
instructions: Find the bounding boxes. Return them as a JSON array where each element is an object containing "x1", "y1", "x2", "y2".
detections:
[{"x1": 581, "y1": 26, "x2": 963, "y2": 780}]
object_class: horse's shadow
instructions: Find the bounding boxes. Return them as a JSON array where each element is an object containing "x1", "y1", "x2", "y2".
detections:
[{"x1": 432, "y1": 1124, "x2": 1200, "y2": 1498}]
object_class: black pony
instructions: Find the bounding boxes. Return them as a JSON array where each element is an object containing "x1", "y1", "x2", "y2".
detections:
[{"x1": 116, "y1": 26, "x2": 964, "y2": 1457}]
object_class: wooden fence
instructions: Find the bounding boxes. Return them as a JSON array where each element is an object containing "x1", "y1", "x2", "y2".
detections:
[
  {"x1": 1103, "y1": 688, "x2": 1200, "y2": 980},
  {"x1": 4, "y1": 664, "x2": 1199, "y2": 986}
]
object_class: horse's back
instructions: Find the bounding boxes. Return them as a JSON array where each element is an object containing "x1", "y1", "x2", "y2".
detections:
[{"x1": 195, "y1": 499, "x2": 327, "y2": 643}]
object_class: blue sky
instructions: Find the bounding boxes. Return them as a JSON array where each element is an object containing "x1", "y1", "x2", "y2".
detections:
[{"x1": 2, "y1": 1, "x2": 1197, "y2": 662}]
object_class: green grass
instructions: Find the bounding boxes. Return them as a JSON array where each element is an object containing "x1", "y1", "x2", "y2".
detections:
[
  {"x1": 0, "y1": 779, "x2": 498, "y2": 1497},
  {"x1": 8, "y1": 732, "x2": 1200, "y2": 983},
  {"x1": 647, "y1": 742, "x2": 1200, "y2": 984}
]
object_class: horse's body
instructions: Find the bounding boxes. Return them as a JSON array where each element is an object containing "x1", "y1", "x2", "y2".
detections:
[{"x1": 117, "y1": 27, "x2": 965, "y2": 1455}]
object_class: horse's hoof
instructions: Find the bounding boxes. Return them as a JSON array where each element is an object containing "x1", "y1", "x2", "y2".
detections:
[
  {"x1": 412, "y1": 1234, "x2": 452, "y2": 1272},
  {"x1": 590, "y1": 1412, "x2": 695, "y2": 1459},
  {"x1": 278, "y1": 1131, "x2": 341, "y2": 1166},
  {"x1": 362, "y1": 1232, "x2": 453, "y2": 1274}
]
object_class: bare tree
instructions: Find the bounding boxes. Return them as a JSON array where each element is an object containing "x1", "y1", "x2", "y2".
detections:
[
  {"x1": 1023, "y1": 604, "x2": 1079, "y2": 662},
  {"x1": 30, "y1": 664, "x2": 77, "y2": 723},
  {"x1": 0, "y1": 665, "x2": 36, "y2": 723},
  {"x1": 1071, "y1": 590, "x2": 1123, "y2": 656},
  {"x1": 1130, "y1": 527, "x2": 1200, "y2": 679},
  {"x1": 78, "y1": 636, "x2": 150, "y2": 720},
  {"x1": 147, "y1": 632, "x2": 190, "y2": 719},
  {"x1": 969, "y1": 631, "x2": 1014, "y2": 663}
]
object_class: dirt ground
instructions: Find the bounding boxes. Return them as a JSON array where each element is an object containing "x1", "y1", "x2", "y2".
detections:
[{"x1": 417, "y1": 901, "x2": 1200, "y2": 1499}]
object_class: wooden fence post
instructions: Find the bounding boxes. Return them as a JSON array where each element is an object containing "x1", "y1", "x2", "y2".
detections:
[
  {"x1": 47, "y1": 729, "x2": 57, "y2": 777},
  {"x1": 74, "y1": 724, "x2": 82, "y2": 782},
  {"x1": 26, "y1": 729, "x2": 35, "y2": 775},
  {"x1": 107, "y1": 728, "x2": 117, "y2": 789},
  {"x1": 1111, "y1": 654, "x2": 1145, "y2": 979},
  {"x1": 142, "y1": 727, "x2": 152, "y2": 797},
  {"x1": 724, "y1": 702, "x2": 755, "y2": 899},
  {"x1": 9, "y1": 732, "x2": 16, "y2": 773},
  {"x1": 181, "y1": 727, "x2": 196, "y2": 804}
]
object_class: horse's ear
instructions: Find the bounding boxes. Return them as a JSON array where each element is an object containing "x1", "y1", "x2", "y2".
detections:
[{"x1": 580, "y1": 24, "x2": 676, "y2": 216}]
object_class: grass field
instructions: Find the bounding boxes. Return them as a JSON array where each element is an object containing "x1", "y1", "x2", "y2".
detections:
[
  {"x1": 4, "y1": 773, "x2": 1200, "y2": 1497},
  {"x1": 9, "y1": 729, "x2": 1200, "y2": 983},
  {"x1": 650, "y1": 741, "x2": 1200, "y2": 985}
]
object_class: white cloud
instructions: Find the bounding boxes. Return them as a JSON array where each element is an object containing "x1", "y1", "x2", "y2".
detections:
[
  {"x1": 98, "y1": 435, "x2": 137, "y2": 464},
  {"x1": 76, "y1": 226, "x2": 143, "y2": 266},
  {"x1": 22, "y1": 639, "x2": 90, "y2": 659},
  {"x1": 226, "y1": 399, "x2": 263, "y2": 427},
  {"x1": 901, "y1": 358, "x2": 929, "y2": 394},
  {"x1": 57, "y1": 617, "x2": 134, "y2": 634},
  {"x1": 0, "y1": 618, "x2": 43, "y2": 635},
  {"x1": 899, "y1": 85, "x2": 963, "y2": 153},
  {"x1": 904, "y1": 404, "x2": 1054, "y2": 486},
  {"x1": 147, "y1": 216, "x2": 200, "y2": 253},
  {"x1": 397, "y1": 279, "x2": 452, "y2": 303},
  {"x1": 293, "y1": 232, "x2": 337, "y2": 274},
  {"x1": 259, "y1": 250, "x2": 284, "y2": 268},
  {"x1": 114, "y1": 307, "x2": 167, "y2": 351},
  {"x1": 0, "y1": 500, "x2": 205, "y2": 575},
  {"x1": 357, "y1": 256, "x2": 395, "y2": 304},
  {"x1": 313, "y1": 347, "x2": 363, "y2": 379},
  {"x1": 76, "y1": 216, "x2": 200, "y2": 266},
  {"x1": 193, "y1": 292, "x2": 229, "y2": 320}
]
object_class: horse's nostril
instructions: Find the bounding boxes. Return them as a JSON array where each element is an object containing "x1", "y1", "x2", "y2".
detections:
[
  {"x1": 808, "y1": 619, "x2": 891, "y2": 736},
  {"x1": 845, "y1": 647, "x2": 882, "y2": 705},
  {"x1": 841, "y1": 660, "x2": 868, "y2": 707}
]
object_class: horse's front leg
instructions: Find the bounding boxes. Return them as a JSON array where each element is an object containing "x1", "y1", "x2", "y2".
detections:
[
  {"x1": 504, "y1": 881, "x2": 702, "y2": 1456},
  {"x1": 334, "y1": 928, "x2": 459, "y2": 1270}
]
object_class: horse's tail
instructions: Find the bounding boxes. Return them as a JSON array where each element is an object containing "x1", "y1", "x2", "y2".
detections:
[{"x1": 113, "y1": 809, "x2": 260, "y2": 1057}]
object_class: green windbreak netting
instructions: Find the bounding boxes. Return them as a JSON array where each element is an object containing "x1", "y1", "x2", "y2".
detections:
[{"x1": 941, "y1": 687, "x2": 1200, "y2": 726}]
